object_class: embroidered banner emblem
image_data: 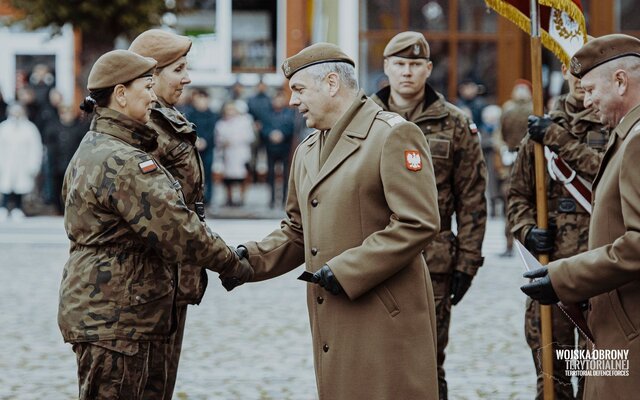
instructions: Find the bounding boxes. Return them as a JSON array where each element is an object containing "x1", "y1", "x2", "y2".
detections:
[{"x1": 405, "y1": 150, "x2": 422, "y2": 171}]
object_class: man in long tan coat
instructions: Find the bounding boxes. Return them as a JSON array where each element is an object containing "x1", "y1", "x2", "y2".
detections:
[
  {"x1": 229, "y1": 43, "x2": 441, "y2": 400},
  {"x1": 521, "y1": 34, "x2": 640, "y2": 399}
]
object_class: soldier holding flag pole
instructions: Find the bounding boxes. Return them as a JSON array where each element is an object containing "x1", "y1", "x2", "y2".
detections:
[{"x1": 485, "y1": 0, "x2": 589, "y2": 399}]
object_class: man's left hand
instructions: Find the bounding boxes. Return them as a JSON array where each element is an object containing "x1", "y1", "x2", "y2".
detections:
[
  {"x1": 450, "y1": 271, "x2": 473, "y2": 305},
  {"x1": 312, "y1": 265, "x2": 343, "y2": 295},
  {"x1": 528, "y1": 115, "x2": 553, "y2": 143},
  {"x1": 520, "y1": 267, "x2": 559, "y2": 304}
]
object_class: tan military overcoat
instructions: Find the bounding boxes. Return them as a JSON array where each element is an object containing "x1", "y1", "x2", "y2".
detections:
[
  {"x1": 548, "y1": 103, "x2": 640, "y2": 398},
  {"x1": 243, "y1": 94, "x2": 440, "y2": 400}
]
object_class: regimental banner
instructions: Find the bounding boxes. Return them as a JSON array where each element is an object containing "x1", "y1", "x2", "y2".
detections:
[{"x1": 485, "y1": 0, "x2": 587, "y2": 65}]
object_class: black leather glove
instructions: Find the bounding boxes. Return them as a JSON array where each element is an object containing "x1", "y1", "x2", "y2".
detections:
[
  {"x1": 220, "y1": 246, "x2": 253, "y2": 292},
  {"x1": 525, "y1": 224, "x2": 556, "y2": 254},
  {"x1": 312, "y1": 265, "x2": 343, "y2": 295},
  {"x1": 450, "y1": 271, "x2": 473, "y2": 305},
  {"x1": 520, "y1": 267, "x2": 559, "y2": 305},
  {"x1": 528, "y1": 115, "x2": 553, "y2": 143}
]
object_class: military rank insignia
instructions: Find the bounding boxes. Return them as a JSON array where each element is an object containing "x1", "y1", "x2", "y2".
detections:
[
  {"x1": 404, "y1": 150, "x2": 422, "y2": 171},
  {"x1": 469, "y1": 122, "x2": 478, "y2": 134},
  {"x1": 138, "y1": 159, "x2": 158, "y2": 174}
]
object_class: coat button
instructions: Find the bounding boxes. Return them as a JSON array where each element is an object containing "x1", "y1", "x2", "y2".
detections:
[
  {"x1": 323, "y1": 344, "x2": 329, "y2": 352},
  {"x1": 311, "y1": 199, "x2": 318, "y2": 207},
  {"x1": 317, "y1": 296, "x2": 324, "y2": 304},
  {"x1": 311, "y1": 247, "x2": 318, "y2": 256},
  {"x1": 135, "y1": 295, "x2": 141, "y2": 301}
]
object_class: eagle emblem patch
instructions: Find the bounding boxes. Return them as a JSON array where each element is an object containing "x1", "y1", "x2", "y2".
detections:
[{"x1": 405, "y1": 150, "x2": 422, "y2": 171}]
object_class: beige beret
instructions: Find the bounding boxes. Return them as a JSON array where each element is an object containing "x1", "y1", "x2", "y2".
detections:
[
  {"x1": 87, "y1": 50, "x2": 157, "y2": 90},
  {"x1": 570, "y1": 33, "x2": 640, "y2": 78},
  {"x1": 383, "y1": 31, "x2": 430, "y2": 59},
  {"x1": 129, "y1": 29, "x2": 192, "y2": 68},
  {"x1": 282, "y1": 42, "x2": 355, "y2": 79}
]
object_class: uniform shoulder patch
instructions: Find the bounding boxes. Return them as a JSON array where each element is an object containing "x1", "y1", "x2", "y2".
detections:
[
  {"x1": 138, "y1": 158, "x2": 158, "y2": 174},
  {"x1": 468, "y1": 122, "x2": 479, "y2": 134},
  {"x1": 377, "y1": 111, "x2": 406, "y2": 127},
  {"x1": 404, "y1": 150, "x2": 422, "y2": 171}
]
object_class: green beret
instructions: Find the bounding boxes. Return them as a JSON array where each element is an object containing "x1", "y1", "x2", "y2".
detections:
[
  {"x1": 383, "y1": 31, "x2": 430, "y2": 59},
  {"x1": 282, "y1": 42, "x2": 355, "y2": 79},
  {"x1": 129, "y1": 29, "x2": 192, "y2": 68},
  {"x1": 570, "y1": 33, "x2": 640, "y2": 78},
  {"x1": 87, "y1": 50, "x2": 157, "y2": 90}
]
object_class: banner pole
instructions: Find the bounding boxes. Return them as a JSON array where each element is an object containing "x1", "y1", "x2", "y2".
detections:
[{"x1": 530, "y1": 1, "x2": 555, "y2": 399}]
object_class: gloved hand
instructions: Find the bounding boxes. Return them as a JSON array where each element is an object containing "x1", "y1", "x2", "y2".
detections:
[
  {"x1": 312, "y1": 265, "x2": 343, "y2": 295},
  {"x1": 528, "y1": 115, "x2": 553, "y2": 143},
  {"x1": 219, "y1": 246, "x2": 253, "y2": 291},
  {"x1": 520, "y1": 267, "x2": 559, "y2": 305},
  {"x1": 450, "y1": 271, "x2": 474, "y2": 305},
  {"x1": 525, "y1": 224, "x2": 556, "y2": 254}
]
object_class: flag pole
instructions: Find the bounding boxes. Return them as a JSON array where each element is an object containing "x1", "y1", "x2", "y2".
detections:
[{"x1": 529, "y1": 1, "x2": 554, "y2": 399}]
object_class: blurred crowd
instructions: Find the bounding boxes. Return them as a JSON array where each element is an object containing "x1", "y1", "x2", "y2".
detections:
[
  {"x1": 0, "y1": 64, "x2": 311, "y2": 221},
  {"x1": 455, "y1": 78, "x2": 535, "y2": 257},
  {"x1": 0, "y1": 63, "x2": 542, "y2": 227}
]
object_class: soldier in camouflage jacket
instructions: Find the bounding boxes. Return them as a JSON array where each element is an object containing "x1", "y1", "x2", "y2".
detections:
[
  {"x1": 507, "y1": 63, "x2": 608, "y2": 399},
  {"x1": 129, "y1": 29, "x2": 211, "y2": 399},
  {"x1": 58, "y1": 50, "x2": 252, "y2": 400},
  {"x1": 372, "y1": 32, "x2": 487, "y2": 400}
]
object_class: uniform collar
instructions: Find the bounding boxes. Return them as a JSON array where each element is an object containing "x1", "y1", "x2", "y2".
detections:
[
  {"x1": 614, "y1": 102, "x2": 640, "y2": 139},
  {"x1": 92, "y1": 107, "x2": 158, "y2": 152},
  {"x1": 374, "y1": 82, "x2": 446, "y2": 119}
]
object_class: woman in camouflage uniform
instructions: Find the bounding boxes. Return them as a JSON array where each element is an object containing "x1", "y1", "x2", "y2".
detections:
[
  {"x1": 58, "y1": 50, "x2": 252, "y2": 400},
  {"x1": 129, "y1": 29, "x2": 214, "y2": 399}
]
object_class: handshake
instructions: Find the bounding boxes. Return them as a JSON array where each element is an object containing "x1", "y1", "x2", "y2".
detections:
[{"x1": 219, "y1": 245, "x2": 253, "y2": 292}]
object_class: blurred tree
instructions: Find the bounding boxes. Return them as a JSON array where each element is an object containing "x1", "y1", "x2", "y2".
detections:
[{"x1": 8, "y1": 0, "x2": 171, "y2": 92}]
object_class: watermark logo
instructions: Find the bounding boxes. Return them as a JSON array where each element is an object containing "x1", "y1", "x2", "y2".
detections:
[{"x1": 556, "y1": 349, "x2": 630, "y2": 377}]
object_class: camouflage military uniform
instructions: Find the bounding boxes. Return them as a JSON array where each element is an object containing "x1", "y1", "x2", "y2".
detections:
[
  {"x1": 59, "y1": 107, "x2": 243, "y2": 399},
  {"x1": 145, "y1": 99, "x2": 208, "y2": 399},
  {"x1": 507, "y1": 94, "x2": 608, "y2": 400},
  {"x1": 373, "y1": 83, "x2": 487, "y2": 399}
]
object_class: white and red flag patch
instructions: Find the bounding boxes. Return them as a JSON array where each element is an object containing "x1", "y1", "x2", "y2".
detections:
[
  {"x1": 138, "y1": 159, "x2": 158, "y2": 174},
  {"x1": 469, "y1": 122, "x2": 479, "y2": 134},
  {"x1": 404, "y1": 150, "x2": 422, "y2": 171}
]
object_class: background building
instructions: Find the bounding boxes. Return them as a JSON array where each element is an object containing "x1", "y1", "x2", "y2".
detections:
[{"x1": 0, "y1": 1, "x2": 638, "y2": 106}]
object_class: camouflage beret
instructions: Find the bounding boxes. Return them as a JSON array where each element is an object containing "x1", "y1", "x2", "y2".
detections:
[
  {"x1": 570, "y1": 34, "x2": 640, "y2": 78},
  {"x1": 87, "y1": 50, "x2": 157, "y2": 90},
  {"x1": 383, "y1": 31, "x2": 430, "y2": 59},
  {"x1": 281, "y1": 42, "x2": 355, "y2": 79},
  {"x1": 129, "y1": 29, "x2": 192, "y2": 68}
]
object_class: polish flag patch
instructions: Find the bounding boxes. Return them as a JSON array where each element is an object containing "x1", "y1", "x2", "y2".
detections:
[
  {"x1": 138, "y1": 159, "x2": 158, "y2": 174},
  {"x1": 405, "y1": 150, "x2": 422, "y2": 171},
  {"x1": 469, "y1": 122, "x2": 478, "y2": 134}
]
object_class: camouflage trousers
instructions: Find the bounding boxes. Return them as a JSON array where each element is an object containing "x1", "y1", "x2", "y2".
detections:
[
  {"x1": 431, "y1": 273, "x2": 452, "y2": 400},
  {"x1": 143, "y1": 303, "x2": 188, "y2": 400},
  {"x1": 73, "y1": 340, "x2": 165, "y2": 400},
  {"x1": 525, "y1": 298, "x2": 586, "y2": 400}
]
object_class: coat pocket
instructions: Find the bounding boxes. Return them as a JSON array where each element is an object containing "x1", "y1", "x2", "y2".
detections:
[
  {"x1": 129, "y1": 277, "x2": 174, "y2": 306},
  {"x1": 608, "y1": 290, "x2": 639, "y2": 340},
  {"x1": 374, "y1": 284, "x2": 400, "y2": 317}
]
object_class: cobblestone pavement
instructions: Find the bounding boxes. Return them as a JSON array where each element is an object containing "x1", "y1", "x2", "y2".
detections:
[{"x1": 0, "y1": 215, "x2": 537, "y2": 399}]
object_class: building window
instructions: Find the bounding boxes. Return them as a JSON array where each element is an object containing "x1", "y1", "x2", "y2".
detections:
[
  {"x1": 231, "y1": 0, "x2": 277, "y2": 72},
  {"x1": 618, "y1": 0, "x2": 640, "y2": 32}
]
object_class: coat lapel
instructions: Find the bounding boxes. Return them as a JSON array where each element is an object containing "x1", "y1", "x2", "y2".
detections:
[
  {"x1": 593, "y1": 104, "x2": 640, "y2": 188},
  {"x1": 307, "y1": 98, "x2": 380, "y2": 193},
  {"x1": 302, "y1": 132, "x2": 321, "y2": 183}
]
